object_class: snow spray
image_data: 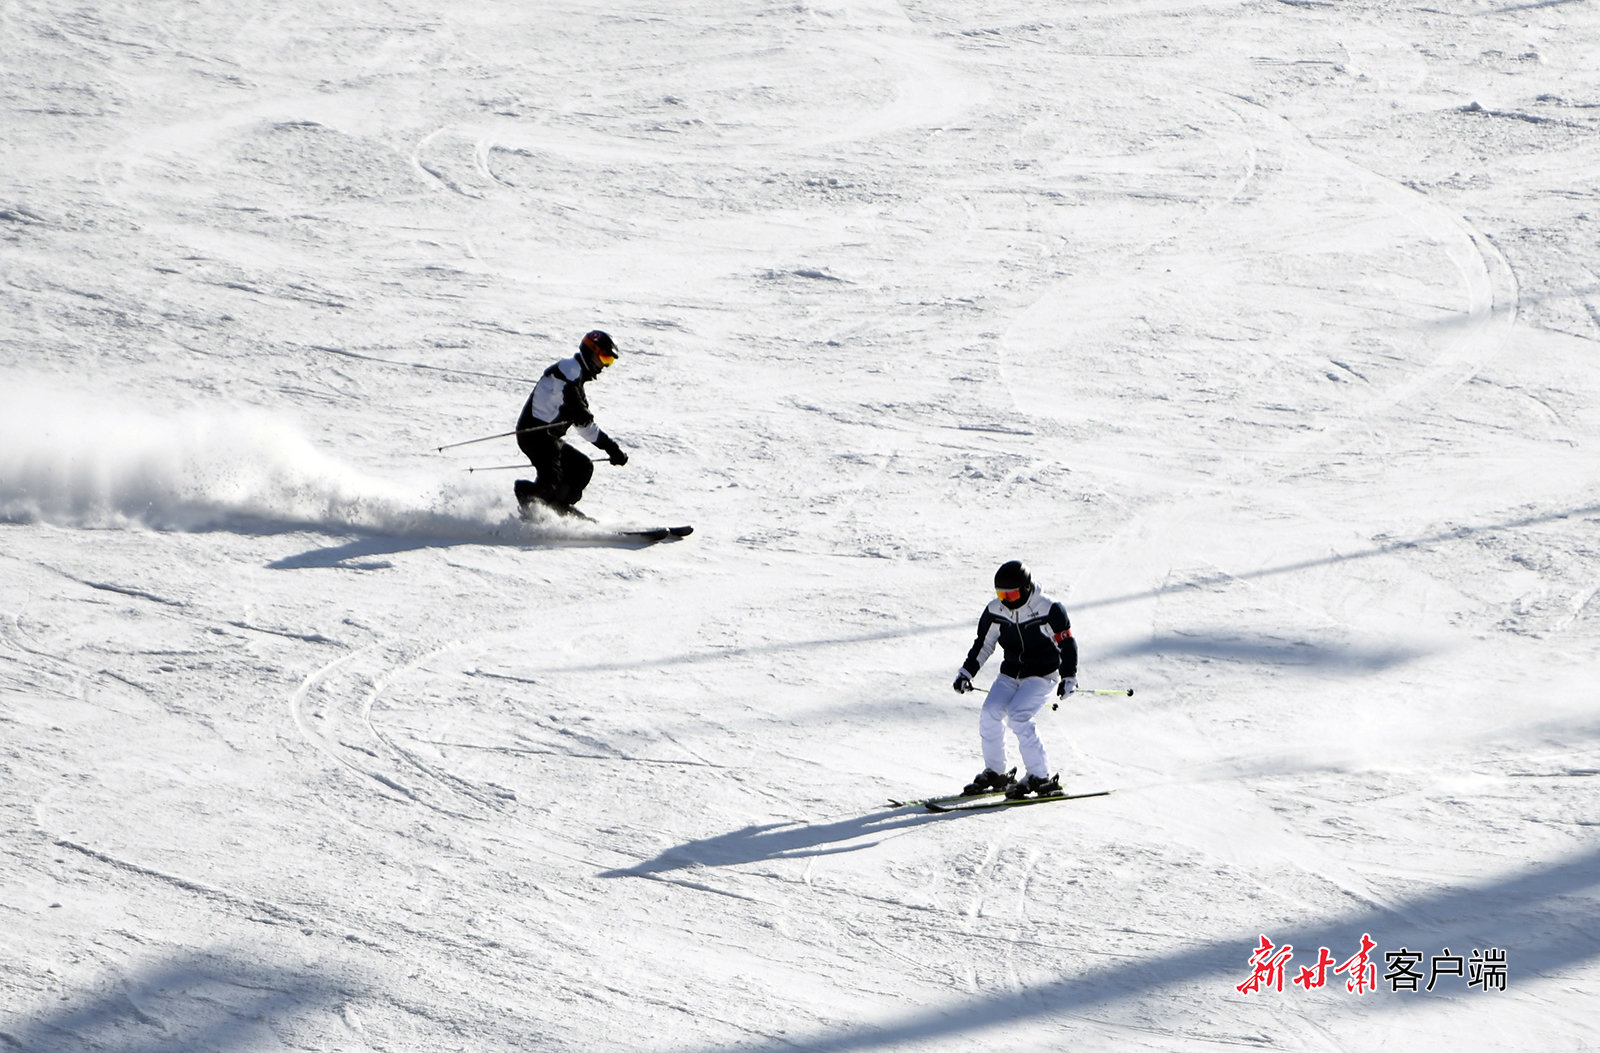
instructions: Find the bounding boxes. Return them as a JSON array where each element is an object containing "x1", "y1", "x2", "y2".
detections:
[{"x1": 0, "y1": 382, "x2": 506, "y2": 536}]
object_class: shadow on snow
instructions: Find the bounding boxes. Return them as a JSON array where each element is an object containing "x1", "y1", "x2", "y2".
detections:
[
  {"x1": 0, "y1": 949, "x2": 361, "y2": 1053},
  {"x1": 531, "y1": 500, "x2": 1600, "y2": 678},
  {"x1": 598, "y1": 806, "x2": 1020, "y2": 878},
  {"x1": 1099, "y1": 631, "x2": 1428, "y2": 673},
  {"x1": 1072, "y1": 501, "x2": 1600, "y2": 616},
  {"x1": 268, "y1": 526, "x2": 663, "y2": 569},
  {"x1": 665, "y1": 844, "x2": 1600, "y2": 1053}
]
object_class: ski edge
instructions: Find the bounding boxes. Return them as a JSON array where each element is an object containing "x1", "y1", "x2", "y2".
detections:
[{"x1": 887, "y1": 789, "x2": 1007, "y2": 809}]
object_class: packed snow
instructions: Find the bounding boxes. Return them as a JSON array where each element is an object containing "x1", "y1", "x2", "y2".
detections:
[{"x1": 3, "y1": 0, "x2": 1598, "y2": 1049}]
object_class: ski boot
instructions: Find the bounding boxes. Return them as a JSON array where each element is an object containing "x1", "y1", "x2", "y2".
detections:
[
  {"x1": 514, "y1": 479, "x2": 594, "y2": 523},
  {"x1": 543, "y1": 500, "x2": 594, "y2": 522},
  {"x1": 962, "y1": 767, "x2": 1016, "y2": 796},
  {"x1": 1006, "y1": 773, "x2": 1062, "y2": 800},
  {"x1": 514, "y1": 479, "x2": 540, "y2": 521}
]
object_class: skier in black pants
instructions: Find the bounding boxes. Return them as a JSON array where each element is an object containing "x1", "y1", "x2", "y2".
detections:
[{"x1": 513, "y1": 330, "x2": 629, "y2": 518}]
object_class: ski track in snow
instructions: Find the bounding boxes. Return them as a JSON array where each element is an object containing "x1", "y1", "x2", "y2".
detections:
[
  {"x1": 4, "y1": 0, "x2": 1600, "y2": 1050},
  {"x1": 999, "y1": 70, "x2": 1527, "y2": 925}
]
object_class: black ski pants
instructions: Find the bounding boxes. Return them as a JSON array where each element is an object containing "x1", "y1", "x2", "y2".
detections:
[{"x1": 518, "y1": 432, "x2": 594, "y2": 506}]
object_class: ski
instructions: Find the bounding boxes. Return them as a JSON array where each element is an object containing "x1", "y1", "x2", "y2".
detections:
[
  {"x1": 924, "y1": 789, "x2": 1112, "y2": 813},
  {"x1": 889, "y1": 768, "x2": 1019, "y2": 809},
  {"x1": 512, "y1": 484, "x2": 692, "y2": 542},
  {"x1": 621, "y1": 525, "x2": 694, "y2": 542},
  {"x1": 887, "y1": 789, "x2": 1007, "y2": 810}
]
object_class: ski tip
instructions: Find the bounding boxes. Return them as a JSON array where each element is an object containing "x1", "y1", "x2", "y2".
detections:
[{"x1": 623, "y1": 524, "x2": 693, "y2": 542}]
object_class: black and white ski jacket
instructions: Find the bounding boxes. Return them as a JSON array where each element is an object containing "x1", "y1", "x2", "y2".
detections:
[
  {"x1": 518, "y1": 354, "x2": 604, "y2": 445},
  {"x1": 958, "y1": 590, "x2": 1078, "y2": 682}
]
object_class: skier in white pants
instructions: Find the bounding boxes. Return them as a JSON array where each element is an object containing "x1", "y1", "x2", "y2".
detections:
[{"x1": 952, "y1": 560, "x2": 1078, "y2": 799}]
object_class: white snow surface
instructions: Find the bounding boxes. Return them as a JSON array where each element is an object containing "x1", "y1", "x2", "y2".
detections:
[{"x1": 3, "y1": 0, "x2": 1599, "y2": 1049}]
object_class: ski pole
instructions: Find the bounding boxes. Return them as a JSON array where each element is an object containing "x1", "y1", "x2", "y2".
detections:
[
  {"x1": 1051, "y1": 687, "x2": 1133, "y2": 711},
  {"x1": 465, "y1": 456, "x2": 606, "y2": 472},
  {"x1": 967, "y1": 682, "x2": 1132, "y2": 698},
  {"x1": 436, "y1": 422, "x2": 564, "y2": 452}
]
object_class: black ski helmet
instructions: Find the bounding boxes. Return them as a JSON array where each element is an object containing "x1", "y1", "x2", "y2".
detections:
[
  {"x1": 994, "y1": 560, "x2": 1033, "y2": 608},
  {"x1": 579, "y1": 330, "x2": 617, "y2": 373}
]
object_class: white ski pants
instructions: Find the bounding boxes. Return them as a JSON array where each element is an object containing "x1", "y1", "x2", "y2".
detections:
[{"x1": 979, "y1": 674, "x2": 1055, "y2": 780}]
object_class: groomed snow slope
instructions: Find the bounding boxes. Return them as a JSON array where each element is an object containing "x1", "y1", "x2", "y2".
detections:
[{"x1": 3, "y1": 1, "x2": 1599, "y2": 1050}]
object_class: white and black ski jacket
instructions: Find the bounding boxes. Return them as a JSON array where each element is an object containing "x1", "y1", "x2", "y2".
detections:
[
  {"x1": 518, "y1": 354, "x2": 604, "y2": 445},
  {"x1": 958, "y1": 590, "x2": 1077, "y2": 682}
]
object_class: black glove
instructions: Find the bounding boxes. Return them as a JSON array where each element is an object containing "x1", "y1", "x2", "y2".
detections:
[
  {"x1": 1057, "y1": 676, "x2": 1077, "y2": 700},
  {"x1": 953, "y1": 672, "x2": 973, "y2": 694},
  {"x1": 597, "y1": 435, "x2": 628, "y2": 466}
]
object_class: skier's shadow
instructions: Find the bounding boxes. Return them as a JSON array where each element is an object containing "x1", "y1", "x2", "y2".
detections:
[
  {"x1": 600, "y1": 807, "x2": 973, "y2": 877},
  {"x1": 270, "y1": 529, "x2": 659, "y2": 569}
]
